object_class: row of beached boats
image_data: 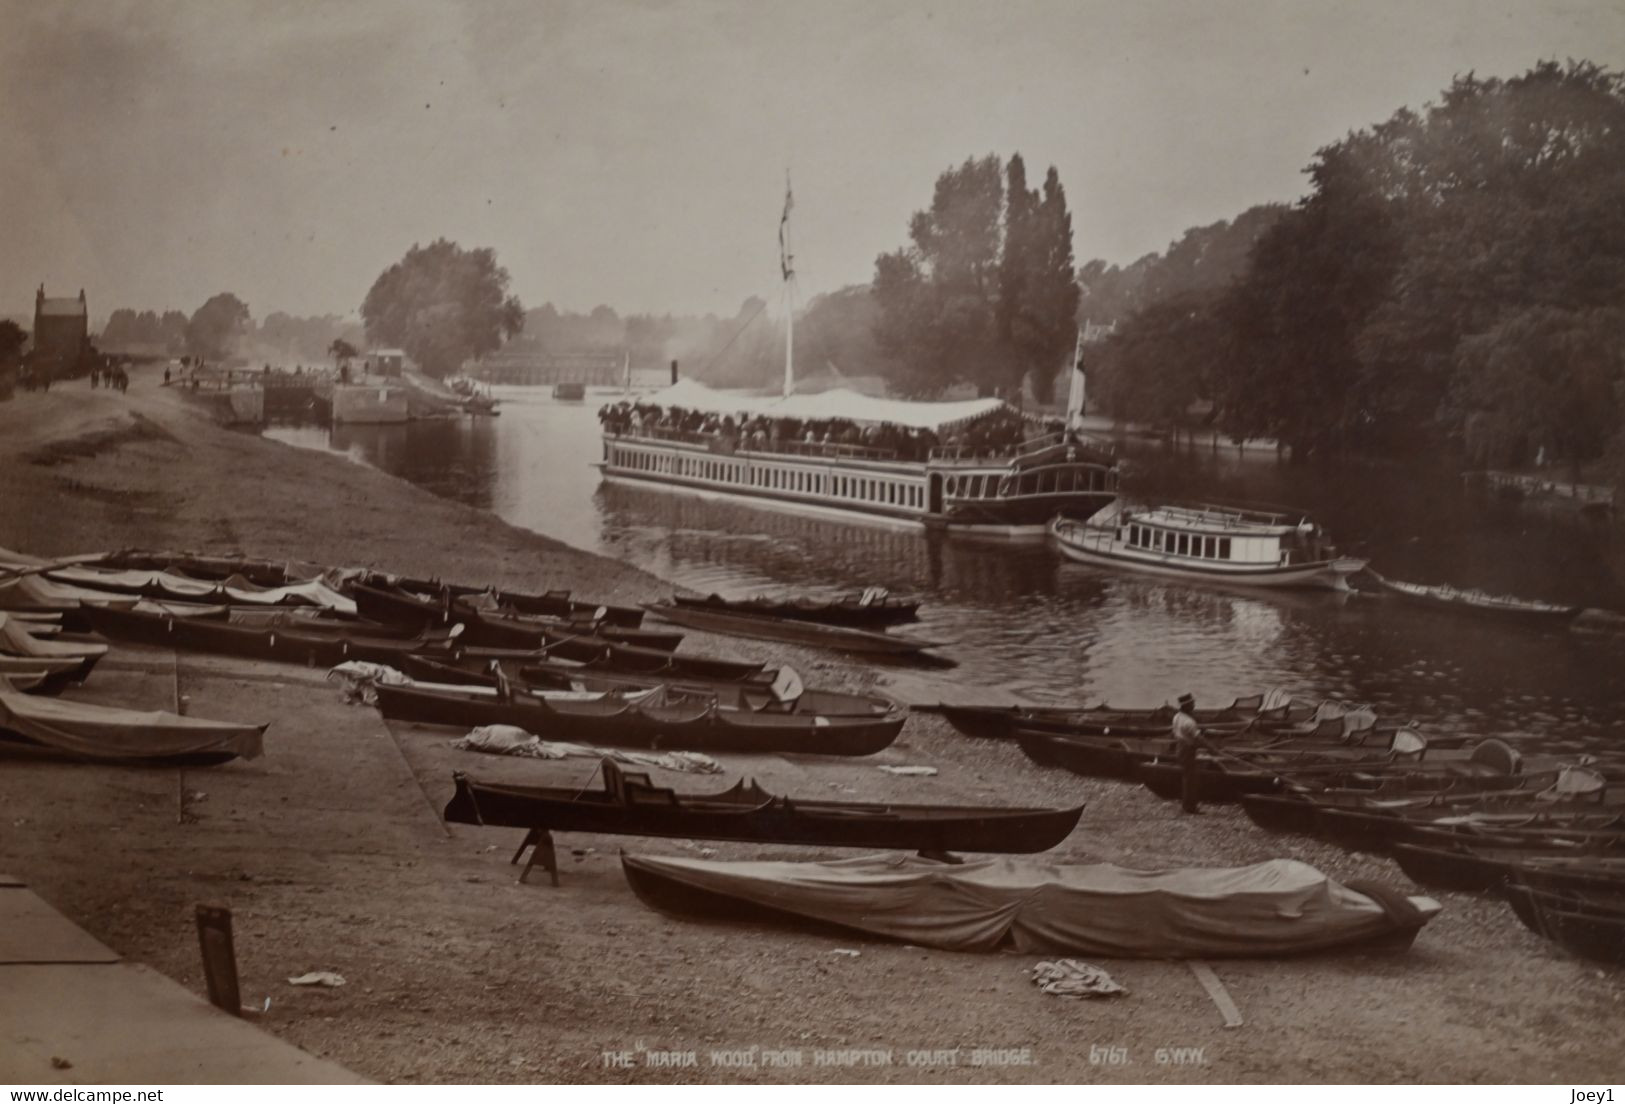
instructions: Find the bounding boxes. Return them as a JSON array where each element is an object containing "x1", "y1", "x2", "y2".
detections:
[
  {"x1": 0, "y1": 544, "x2": 1461, "y2": 959},
  {"x1": 3, "y1": 543, "x2": 1611, "y2": 962},
  {"x1": 927, "y1": 686, "x2": 1624, "y2": 965}
]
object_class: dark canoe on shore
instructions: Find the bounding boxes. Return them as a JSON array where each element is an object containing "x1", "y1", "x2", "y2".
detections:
[
  {"x1": 83, "y1": 602, "x2": 454, "y2": 666},
  {"x1": 1368, "y1": 571, "x2": 1583, "y2": 623},
  {"x1": 620, "y1": 852, "x2": 1441, "y2": 957},
  {"x1": 396, "y1": 653, "x2": 894, "y2": 716},
  {"x1": 81, "y1": 602, "x2": 685, "y2": 674},
  {"x1": 414, "y1": 640, "x2": 766, "y2": 682},
  {"x1": 1016, "y1": 723, "x2": 1423, "y2": 784},
  {"x1": 444, "y1": 765, "x2": 1082, "y2": 853},
  {"x1": 1244, "y1": 784, "x2": 1625, "y2": 840},
  {"x1": 1390, "y1": 843, "x2": 1625, "y2": 893},
  {"x1": 378, "y1": 573, "x2": 645, "y2": 628},
  {"x1": 95, "y1": 551, "x2": 649, "y2": 627},
  {"x1": 1311, "y1": 796, "x2": 1625, "y2": 854},
  {"x1": 351, "y1": 582, "x2": 681, "y2": 651},
  {"x1": 1138, "y1": 735, "x2": 1577, "y2": 806},
  {"x1": 375, "y1": 682, "x2": 904, "y2": 756},
  {"x1": 672, "y1": 590, "x2": 921, "y2": 630},
  {"x1": 1501, "y1": 881, "x2": 1625, "y2": 964},
  {"x1": 100, "y1": 549, "x2": 328, "y2": 588},
  {"x1": 645, "y1": 602, "x2": 951, "y2": 660},
  {"x1": 921, "y1": 693, "x2": 1269, "y2": 740}
]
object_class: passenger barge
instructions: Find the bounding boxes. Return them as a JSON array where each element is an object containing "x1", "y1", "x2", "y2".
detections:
[{"x1": 598, "y1": 382, "x2": 1118, "y2": 534}]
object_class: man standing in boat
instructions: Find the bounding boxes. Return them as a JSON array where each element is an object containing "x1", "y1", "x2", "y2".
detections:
[{"x1": 1173, "y1": 693, "x2": 1206, "y2": 814}]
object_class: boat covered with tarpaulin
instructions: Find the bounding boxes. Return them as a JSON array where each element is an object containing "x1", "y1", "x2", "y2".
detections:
[
  {"x1": 621, "y1": 852, "x2": 1441, "y2": 957},
  {"x1": 0, "y1": 679, "x2": 265, "y2": 764}
]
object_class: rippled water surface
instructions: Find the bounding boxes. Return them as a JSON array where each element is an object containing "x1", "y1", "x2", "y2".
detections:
[{"x1": 265, "y1": 388, "x2": 1625, "y2": 759}]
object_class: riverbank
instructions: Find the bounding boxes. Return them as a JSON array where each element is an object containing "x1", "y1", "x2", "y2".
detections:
[{"x1": 0, "y1": 367, "x2": 1620, "y2": 1084}]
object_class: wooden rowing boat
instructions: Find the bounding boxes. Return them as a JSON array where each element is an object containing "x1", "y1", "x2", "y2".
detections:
[
  {"x1": 395, "y1": 653, "x2": 893, "y2": 716},
  {"x1": 81, "y1": 602, "x2": 730, "y2": 677},
  {"x1": 1370, "y1": 571, "x2": 1581, "y2": 623},
  {"x1": 374, "y1": 681, "x2": 904, "y2": 756},
  {"x1": 1390, "y1": 843, "x2": 1625, "y2": 893},
  {"x1": 352, "y1": 582, "x2": 682, "y2": 650},
  {"x1": 645, "y1": 602, "x2": 951, "y2": 660},
  {"x1": 1501, "y1": 879, "x2": 1625, "y2": 964},
  {"x1": 444, "y1": 764, "x2": 1083, "y2": 853},
  {"x1": 671, "y1": 589, "x2": 921, "y2": 630}
]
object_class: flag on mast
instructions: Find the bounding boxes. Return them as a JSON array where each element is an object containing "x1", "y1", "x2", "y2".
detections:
[
  {"x1": 1065, "y1": 326, "x2": 1087, "y2": 428},
  {"x1": 778, "y1": 176, "x2": 795, "y2": 281},
  {"x1": 780, "y1": 172, "x2": 796, "y2": 397}
]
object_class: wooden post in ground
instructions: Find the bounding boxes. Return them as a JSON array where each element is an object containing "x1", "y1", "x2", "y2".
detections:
[{"x1": 195, "y1": 905, "x2": 242, "y2": 1016}]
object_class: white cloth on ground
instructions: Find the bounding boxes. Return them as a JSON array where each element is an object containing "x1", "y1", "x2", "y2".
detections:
[{"x1": 453, "y1": 724, "x2": 723, "y2": 774}]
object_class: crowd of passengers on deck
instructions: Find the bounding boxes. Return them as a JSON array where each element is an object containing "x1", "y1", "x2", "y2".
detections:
[{"x1": 598, "y1": 401, "x2": 1062, "y2": 462}]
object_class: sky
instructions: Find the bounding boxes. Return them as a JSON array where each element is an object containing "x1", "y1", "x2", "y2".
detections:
[{"x1": 4, "y1": 0, "x2": 1624, "y2": 324}]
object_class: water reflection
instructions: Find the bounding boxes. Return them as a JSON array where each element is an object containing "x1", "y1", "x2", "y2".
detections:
[{"x1": 264, "y1": 394, "x2": 1625, "y2": 757}]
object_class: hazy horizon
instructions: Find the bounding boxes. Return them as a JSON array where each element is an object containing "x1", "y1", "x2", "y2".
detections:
[{"x1": 4, "y1": 0, "x2": 1623, "y2": 325}]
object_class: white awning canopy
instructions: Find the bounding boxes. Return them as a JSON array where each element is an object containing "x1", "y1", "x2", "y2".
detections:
[{"x1": 633, "y1": 380, "x2": 1008, "y2": 433}]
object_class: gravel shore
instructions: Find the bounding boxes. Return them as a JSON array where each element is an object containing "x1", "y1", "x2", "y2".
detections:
[{"x1": 0, "y1": 369, "x2": 1620, "y2": 1084}]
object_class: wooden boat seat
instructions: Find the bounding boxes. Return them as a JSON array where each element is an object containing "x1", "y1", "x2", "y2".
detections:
[
  {"x1": 638, "y1": 701, "x2": 717, "y2": 725},
  {"x1": 1469, "y1": 738, "x2": 1523, "y2": 775},
  {"x1": 1540, "y1": 766, "x2": 1608, "y2": 802},
  {"x1": 1389, "y1": 727, "x2": 1428, "y2": 758},
  {"x1": 547, "y1": 697, "x2": 638, "y2": 719},
  {"x1": 603, "y1": 761, "x2": 680, "y2": 807},
  {"x1": 740, "y1": 690, "x2": 797, "y2": 714}
]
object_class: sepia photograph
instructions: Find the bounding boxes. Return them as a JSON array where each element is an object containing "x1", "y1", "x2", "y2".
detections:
[{"x1": 2, "y1": 0, "x2": 1624, "y2": 1090}]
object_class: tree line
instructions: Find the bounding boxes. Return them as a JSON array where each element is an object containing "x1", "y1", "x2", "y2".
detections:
[
  {"x1": 97, "y1": 299, "x2": 365, "y2": 369},
  {"x1": 1087, "y1": 60, "x2": 1625, "y2": 478}
]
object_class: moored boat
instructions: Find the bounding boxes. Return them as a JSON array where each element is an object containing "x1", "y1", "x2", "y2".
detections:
[
  {"x1": 672, "y1": 587, "x2": 921, "y2": 629},
  {"x1": 1368, "y1": 572, "x2": 1582, "y2": 623},
  {"x1": 644, "y1": 602, "x2": 951, "y2": 660},
  {"x1": 444, "y1": 764, "x2": 1083, "y2": 853},
  {"x1": 1050, "y1": 501, "x2": 1366, "y2": 590}
]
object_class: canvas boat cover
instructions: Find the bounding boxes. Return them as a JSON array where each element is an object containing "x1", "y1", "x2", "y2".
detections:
[
  {"x1": 0, "y1": 614, "x2": 107, "y2": 660},
  {"x1": 46, "y1": 566, "x2": 356, "y2": 615},
  {"x1": 0, "y1": 680, "x2": 265, "y2": 761},
  {"x1": 624, "y1": 852, "x2": 1441, "y2": 957},
  {"x1": 637, "y1": 379, "x2": 1008, "y2": 433},
  {"x1": 0, "y1": 573, "x2": 118, "y2": 613}
]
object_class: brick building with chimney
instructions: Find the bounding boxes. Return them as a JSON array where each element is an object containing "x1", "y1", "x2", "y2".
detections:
[{"x1": 30, "y1": 285, "x2": 90, "y2": 379}]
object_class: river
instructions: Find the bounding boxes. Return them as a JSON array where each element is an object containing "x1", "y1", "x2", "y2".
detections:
[{"x1": 264, "y1": 387, "x2": 1625, "y2": 760}]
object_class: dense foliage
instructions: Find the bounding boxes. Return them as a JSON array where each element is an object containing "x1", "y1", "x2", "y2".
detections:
[
  {"x1": 362, "y1": 239, "x2": 524, "y2": 377},
  {"x1": 185, "y1": 293, "x2": 252, "y2": 365},
  {"x1": 1090, "y1": 61, "x2": 1625, "y2": 471},
  {"x1": 872, "y1": 154, "x2": 1080, "y2": 400}
]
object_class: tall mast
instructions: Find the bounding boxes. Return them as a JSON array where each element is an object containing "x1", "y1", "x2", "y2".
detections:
[{"x1": 779, "y1": 172, "x2": 795, "y2": 398}]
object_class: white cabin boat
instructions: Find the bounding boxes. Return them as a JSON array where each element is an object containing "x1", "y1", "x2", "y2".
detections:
[
  {"x1": 598, "y1": 381, "x2": 1118, "y2": 534},
  {"x1": 1050, "y1": 500, "x2": 1366, "y2": 590}
]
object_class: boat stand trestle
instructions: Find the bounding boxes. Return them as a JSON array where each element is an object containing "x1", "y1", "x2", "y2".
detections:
[{"x1": 511, "y1": 827, "x2": 561, "y2": 886}]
